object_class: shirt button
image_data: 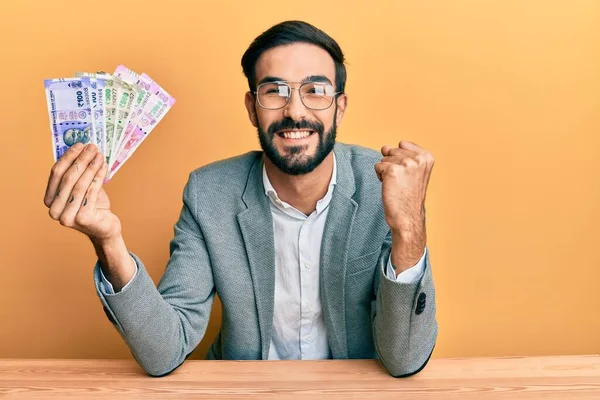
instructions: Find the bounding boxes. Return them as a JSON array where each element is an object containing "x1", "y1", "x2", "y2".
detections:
[
  {"x1": 304, "y1": 262, "x2": 311, "y2": 269},
  {"x1": 306, "y1": 335, "x2": 312, "y2": 342},
  {"x1": 304, "y1": 303, "x2": 312, "y2": 312}
]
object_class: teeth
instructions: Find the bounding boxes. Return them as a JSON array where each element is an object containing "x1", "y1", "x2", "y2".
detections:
[{"x1": 282, "y1": 130, "x2": 311, "y2": 139}]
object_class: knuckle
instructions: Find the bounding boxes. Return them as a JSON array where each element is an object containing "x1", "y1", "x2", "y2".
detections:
[
  {"x1": 401, "y1": 158, "x2": 416, "y2": 168},
  {"x1": 59, "y1": 215, "x2": 73, "y2": 227},
  {"x1": 48, "y1": 207, "x2": 60, "y2": 220},
  {"x1": 75, "y1": 210, "x2": 93, "y2": 226},
  {"x1": 50, "y1": 164, "x2": 64, "y2": 178},
  {"x1": 62, "y1": 170, "x2": 78, "y2": 185},
  {"x1": 71, "y1": 184, "x2": 86, "y2": 198},
  {"x1": 74, "y1": 213, "x2": 88, "y2": 226},
  {"x1": 415, "y1": 153, "x2": 433, "y2": 165},
  {"x1": 79, "y1": 150, "x2": 94, "y2": 162}
]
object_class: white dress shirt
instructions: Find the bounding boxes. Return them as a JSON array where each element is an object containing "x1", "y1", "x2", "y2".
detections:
[
  {"x1": 262, "y1": 154, "x2": 426, "y2": 360},
  {"x1": 101, "y1": 154, "x2": 427, "y2": 360}
]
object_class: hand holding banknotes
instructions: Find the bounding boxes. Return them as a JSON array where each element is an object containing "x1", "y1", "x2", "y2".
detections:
[
  {"x1": 44, "y1": 142, "x2": 119, "y2": 241},
  {"x1": 43, "y1": 142, "x2": 136, "y2": 290},
  {"x1": 42, "y1": 65, "x2": 175, "y2": 289}
]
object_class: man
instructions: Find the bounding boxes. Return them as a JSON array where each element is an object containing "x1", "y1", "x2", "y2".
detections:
[{"x1": 43, "y1": 20, "x2": 438, "y2": 377}]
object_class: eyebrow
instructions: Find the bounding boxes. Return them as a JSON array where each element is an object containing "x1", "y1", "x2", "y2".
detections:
[{"x1": 257, "y1": 75, "x2": 333, "y2": 86}]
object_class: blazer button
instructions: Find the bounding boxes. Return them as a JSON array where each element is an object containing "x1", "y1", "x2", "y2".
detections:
[{"x1": 415, "y1": 292, "x2": 426, "y2": 315}]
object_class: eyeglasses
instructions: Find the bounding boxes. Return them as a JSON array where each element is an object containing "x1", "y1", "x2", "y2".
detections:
[{"x1": 253, "y1": 81, "x2": 341, "y2": 110}]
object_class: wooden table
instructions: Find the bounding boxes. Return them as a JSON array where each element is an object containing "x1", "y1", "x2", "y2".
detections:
[{"x1": 1, "y1": 355, "x2": 599, "y2": 399}]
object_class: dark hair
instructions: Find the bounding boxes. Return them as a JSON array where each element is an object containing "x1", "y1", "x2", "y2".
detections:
[{"x1": 241, "y1": 20, "x2": 347, "y2": 93}]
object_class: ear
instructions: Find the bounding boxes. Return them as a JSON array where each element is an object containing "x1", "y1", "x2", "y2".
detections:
[
  {"x1": 245, "y1": 91, "x2": 258, "y2": 128},
  {"x1": 335, "y1": 93, "x2": 347, "y2": 127}
]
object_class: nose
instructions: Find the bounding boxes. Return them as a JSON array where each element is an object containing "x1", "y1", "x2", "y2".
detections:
[{"x1": 282, "y1": 87, "x2": 308, "y2": 121}]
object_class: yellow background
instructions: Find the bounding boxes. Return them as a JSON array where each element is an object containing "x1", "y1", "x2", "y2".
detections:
[{"x1": 0, "y1": 0, "x2": 598, "y2": 360}]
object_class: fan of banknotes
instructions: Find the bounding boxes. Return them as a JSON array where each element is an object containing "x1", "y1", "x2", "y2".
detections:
[{"x1": 44, "y1": 65, "x2": 175, "y2": 180}]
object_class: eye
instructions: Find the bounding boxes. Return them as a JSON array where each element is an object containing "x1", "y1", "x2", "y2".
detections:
[
  {"x1": 303, "y1": 83, "x2": 331, "y2": 96},
  {"x1": 260, "y1": 83, "x2": 289, "y2": 96}
]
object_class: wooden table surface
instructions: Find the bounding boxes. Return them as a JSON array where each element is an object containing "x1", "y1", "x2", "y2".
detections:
[{"x1": 1, "y1": 355, "x2": 599, "y2": 399}]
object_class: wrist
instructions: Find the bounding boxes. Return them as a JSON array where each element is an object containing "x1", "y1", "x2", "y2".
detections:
[
  {"x1": 390, "y1": 229, "x2": 426, "y2": 273},
  {"x1": 389, "y1": 207, "x2": 425, "y2": 232},
  {"x1": 90, "y1": 234, "x2": 135, "y2": 292},
  {"x1": 90, "y1": 233, "x2": 123, "y2": 249}
]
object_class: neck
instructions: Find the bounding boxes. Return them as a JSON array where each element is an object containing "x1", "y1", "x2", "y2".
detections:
[{"x1": 264, "y1": 152, "x2": 334, "y2": 215}]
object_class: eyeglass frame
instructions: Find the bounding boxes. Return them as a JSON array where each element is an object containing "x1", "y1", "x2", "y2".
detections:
[{"x1": 252, "y1": 80, "x2": 343, "y2": 111}]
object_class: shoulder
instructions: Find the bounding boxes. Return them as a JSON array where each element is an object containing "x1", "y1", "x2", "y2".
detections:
[
  {"x1": 336, "y1": 142, "x2": 381, "y2": 163},
  {"x1": 190, "y1": 150, "x2": 260, "y2": 180},
  {"x1": 184, "y1": 150, "x2": 262, "y2": 200},
  {"x1": 335, "y1": 142, "x2": 382, "y2": 177}
]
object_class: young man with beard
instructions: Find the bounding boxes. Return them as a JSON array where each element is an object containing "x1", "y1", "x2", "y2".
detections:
[{"x1": 44, "y1": 20, "x2": 438, "y2": 377}]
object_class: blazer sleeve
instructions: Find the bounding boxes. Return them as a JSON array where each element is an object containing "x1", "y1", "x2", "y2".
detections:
[
  {"x1": 93, "y1": 174, "x2": 216, "y2": 377},
  {"x1": 371, "y1": 231, "x2": 438, "y2": 377}
]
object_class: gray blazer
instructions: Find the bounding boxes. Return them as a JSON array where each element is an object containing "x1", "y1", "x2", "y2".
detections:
[{"x1": 94, "y1": 142, "x2": 438, "y2": 377}]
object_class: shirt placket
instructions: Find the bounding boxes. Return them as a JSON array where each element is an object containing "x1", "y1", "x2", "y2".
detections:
[{"x1": 298, "y1": 213, "x2": 315, "y2": 359}]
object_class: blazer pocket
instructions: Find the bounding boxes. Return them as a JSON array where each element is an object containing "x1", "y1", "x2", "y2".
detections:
[
  {"x1": 346, "y1": 252, "x2": 378, "y2": 310},
  {"x1": 346, "y1": 248, "x2": 382, "y2": 277}
]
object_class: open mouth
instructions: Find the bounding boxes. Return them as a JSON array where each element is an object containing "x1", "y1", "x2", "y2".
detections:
[{"x1": 276, "y1": 130, "x2": 316, "y2": 140}]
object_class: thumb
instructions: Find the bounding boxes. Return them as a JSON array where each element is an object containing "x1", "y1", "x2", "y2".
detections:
[{"x1": 374, "y1": 161, "x2": 394, "y2": 182}]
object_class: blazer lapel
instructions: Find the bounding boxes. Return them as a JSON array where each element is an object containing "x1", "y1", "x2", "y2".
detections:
[
  {"x1": 236, "y1": 144, "x2": 358, "y2": 360},
  {"x1": 320, "y1": 144, "x2": 357, "y2": 359},
  {"x1": 237, "y1": 155, "x2": 276, "y2": 360}
]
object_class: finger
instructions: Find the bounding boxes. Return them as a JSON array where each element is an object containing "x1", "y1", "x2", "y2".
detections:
[
  {"x1": 374, "y1": 161, "x2": 396, "y2": 181},
  {"x1": 381, "y1": 148, "x2": 417, "y2": 160},
  {"x1": 44, "y1": 142, "x2": 86, "y2": 207},
  {"x1": 83, "y1": 160, "x2": 109, "y2": 211},
  {"x1": 58, "y1": 152, "x2": 105, "y2": 228},
  {"x1": 48, "y1": 144, "x2": 98, "y2": 221},
  {"x1": 382, "y1": 144, "x2": 418, "y2": 158},
  {"x1": 398, "y1": 140, "x2": 425, "y2": 154},
  {"x1": 381, "y1": 145, "x2": 395, "y2": 157}
]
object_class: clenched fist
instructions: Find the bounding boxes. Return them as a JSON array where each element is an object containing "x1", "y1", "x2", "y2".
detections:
[{"x1": 375, "y1": 140, "x2": 434, "y2": 237}]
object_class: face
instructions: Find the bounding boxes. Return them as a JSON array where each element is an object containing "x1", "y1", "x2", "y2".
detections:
[{"x1": 245, "y1": 43, "x2": 347, "y2": 175}]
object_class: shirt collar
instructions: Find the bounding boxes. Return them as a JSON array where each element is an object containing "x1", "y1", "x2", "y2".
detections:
[{"x1": 262, "y1": 153, "x2": 337, "y2": 215}]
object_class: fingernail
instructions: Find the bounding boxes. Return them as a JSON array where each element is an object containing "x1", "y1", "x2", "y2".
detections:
[
  {"x1": 69, "y1": 195, "x2": 74, "y2": 203},
  {"x1": 86, "y1": 144, "x2": 97, "y2": 152},
  {"x1": 73, "y1": 143, "x2": 84, "y2": 151}
]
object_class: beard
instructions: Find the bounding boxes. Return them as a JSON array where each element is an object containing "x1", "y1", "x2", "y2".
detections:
[{"x1": 257, "y1": 112, "x2": 337, "y2": 176}]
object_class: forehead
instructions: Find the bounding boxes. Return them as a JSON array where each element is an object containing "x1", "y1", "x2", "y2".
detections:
[{"x1": 254, "y1": 43, "x2": 336, "y2": 85}]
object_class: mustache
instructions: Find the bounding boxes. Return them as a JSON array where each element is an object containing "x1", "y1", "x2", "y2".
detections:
[{"x1": 267, "y1": 118, "x2": 324, "y2": 136}]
